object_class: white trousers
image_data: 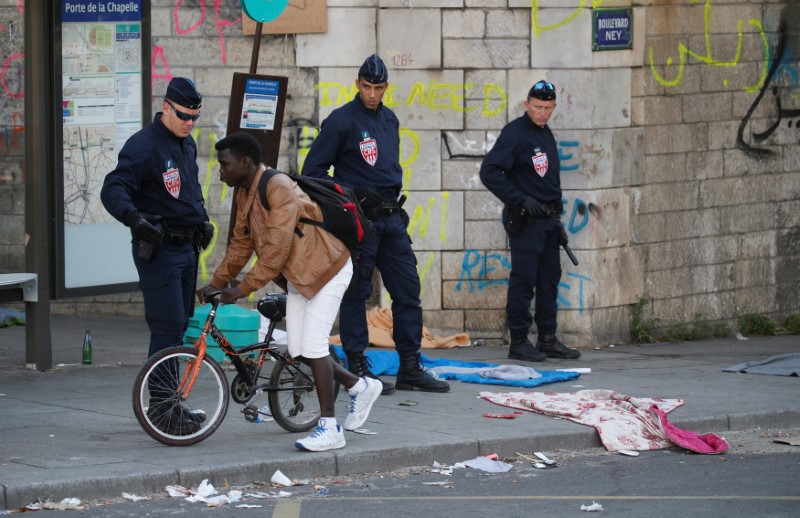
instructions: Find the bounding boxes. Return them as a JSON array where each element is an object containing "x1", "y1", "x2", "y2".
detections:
[{"x1": 286, "y1": 259, "x2": 353, "y2": 359}]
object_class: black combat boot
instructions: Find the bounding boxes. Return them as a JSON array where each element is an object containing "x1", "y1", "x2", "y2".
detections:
[
  {"x1": 537, "y1": 335, "x2": 581, "y2": 359},
  {"x1": 508, "y1": 339, "x2": 546, "y2": 362},
  {"x1": 346, "y1": 352, "x2": 396, "y2": 395},
  {"x1": 396, "y1": 352, "x2": 450, "y2": 392}
]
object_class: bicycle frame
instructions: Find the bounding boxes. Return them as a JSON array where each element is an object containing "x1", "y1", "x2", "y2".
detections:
[{"x1": 180, "y1": 294, "x2": 316, "y2": 400}]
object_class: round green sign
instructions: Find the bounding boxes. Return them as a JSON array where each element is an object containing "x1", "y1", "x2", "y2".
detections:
[{"x1": 242, "y1": 0, "x2": 289, "y2": 23}]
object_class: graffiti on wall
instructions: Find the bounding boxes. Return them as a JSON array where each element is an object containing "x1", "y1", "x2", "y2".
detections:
[
  {"x1": 455, "y1": 249, "x2": 593, "y2": 313},
  {"x1": 737, "y1": 14, "x2": 800, "y2": 157}
]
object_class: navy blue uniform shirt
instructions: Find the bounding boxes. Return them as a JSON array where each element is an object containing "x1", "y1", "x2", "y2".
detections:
[
  {"x1": 101, "y1": 113, "x2": 206, "y2": 228},
  {"x1": 301, "y1": 94, "x2": 402, "y2": 201},
  {"x1": 479, "y1": 112, "x2": 561, "y2": 207}
]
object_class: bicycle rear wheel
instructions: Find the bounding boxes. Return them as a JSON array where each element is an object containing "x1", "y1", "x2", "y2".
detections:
[
  {"x1": 133, "y1": 346, "x2": 229, "y2": 446},
  {"x1": 267, "y1": 345, "x2": 343, "y2": 433}
]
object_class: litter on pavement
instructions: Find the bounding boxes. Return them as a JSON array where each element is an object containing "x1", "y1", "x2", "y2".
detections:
[{"x1": 581, "y1": 501, "x2": 604, "y2": 512}]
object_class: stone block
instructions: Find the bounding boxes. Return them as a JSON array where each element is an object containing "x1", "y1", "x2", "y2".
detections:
[
  {"x1": 644, "y1": 153, "x2": 687, "y2": 185},
  {"x1": 442, "y1": 159, "x2": 483, "y2": 191},
  {"x1": 777, "y1": 199, "x2": 800, "y2": 230},
  {"x1": 719, "y1": 203, "x2": 775, "y2": 234},
  {"x1": 632, "y1": 181, "x2": 698, "y2": 215},
  {"x1": 464, "y1": 190, "x2": 502, "y2": 221},
  {"x1": 444, "y1": 39, "x2": 529, "y2": 70},
  {"x1": 486, "y1": 9, "x2": 529, "y2": 39},
  {"x1": 645, "y1": 5, "x2": 706, "y2": 36},
  {"x1": 443, "y1": 279, "x2": 507, "y2": 309},
  {"x1": 464, "y1": 70, "x2": 507, "y2": 100},
  {"x1": 401, "y1": 130, "x2": 441, "y2": 191},
  {"x1": 643, "y1": 96, "x2": 682, "y2": 125},
  {"x1": 376, "y1": 250, "x2": 439, "y2": 310},
  {"x1": 689, "y1": 264, "x2": 734, "y2": 294},
  {"x1": 297, "y1": 9, "x2": 376, "y2": 67},
  {"x1": 464, "y1": 220, "x2": 506, "y2": 250},
  {"x1": 442, "y1": 9, "x2": 485, "y2": 38},
  {"x1": 509, "y1": 69, "x2": 631, "y2": 130},
  {"x1": 567, "y1": 247, "x2": 645, "y2": 309},
  {"x1": 682, "y1": 92, "x2": 733, "y2": 123},
  {"x1": 735, "y1": 258, "x2": 776, "y2": 289},
  {"x1": 530, "y1": 7, "x2": 644, "y2": 69},
  {"x1": 707, "y1": 121, "x2": 741, "y2": 151},
  {"x1": 646, "y1": 267, "x2": 691, "y2": 299},
  {"x1": 651, "y1": 296, "x2": 684, "y2": 326},
  {"x1": 562, "y1": 188, "x2": 631, "y2": 249},
  {"x1": 663, "y1": 209, "x2": 720, "y2": 241},
  {"x1": 381, "y1": 0, "x2": 462, "y2": 6},
  {"x1": 558, "y1": 128, "x2": 643, "y2": 190},
  {"x1": 151, "y1": 6, "x2": 173, "y2": 37},
  {"x1": 683, "y1": 291, "x2": 735, "y2": 322},
  {"x1": 329, "y1": 0, "x2": 378, "y2": 5},
  {"x1": 379, "y1": 9, "x2": 442, "y2": 69},
  {"x1": 739, "y1": 231, "x2": 777, "y2": 259},
  {"x1": 442, "y1": 130, "x2": 496, "y2": 160},
  {"x1": 405, "y1": 191, "x2": 463, "y2": 250},
  {"x1": 465, "y1": 99, "x2": 507, "y2": 130},
  {"x1": 631, "y1": 213, "x2": 667, "y2": 244},
  {"x1": 644, "y1": 123, "x2": 707, "y2": 155},
  {"x1": 422, "y1": 309, "x2": 465, "y2": 335},
  {"x1": 318, "y1": 69, "x2": 466, "y2": 130},
  {"x1": 683, "y1": 235, "x2": 737, "y2": 267},
  {"x1": 647, "y1": 241, "x2": 686, "y2": 271},
  {"x1": 700, "y1": 62, "x2": 766, "y2": 95},
  {"x1": 735, "y1": 285, "x2": 777, "y2": 315},
  {"x1": 465, "y1": 309, "x2": 507, "y2": 336},
  {"x1": 686, "y1": 150, "x2": 724, "y2": 180},
  {"x1": 723, "y1": 147, "x2": 784, "y2": 176}
]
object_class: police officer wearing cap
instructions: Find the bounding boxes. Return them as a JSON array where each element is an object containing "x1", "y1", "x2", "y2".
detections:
[
  {"x1": 480, "y1": 80, "x2": 581, "y2": 363},
  {"x1": 102, "y1": 77, "x2": 213, "y2": 375},
  {"x1": 302, "y1": 54, "x2": 449, "y2": 394}
]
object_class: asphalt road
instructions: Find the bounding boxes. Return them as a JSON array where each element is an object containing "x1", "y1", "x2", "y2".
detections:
[{"x1": 18, "y1": 428, "x2": 800, "y2": 517}]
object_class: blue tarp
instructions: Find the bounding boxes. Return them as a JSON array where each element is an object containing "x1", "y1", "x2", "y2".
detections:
[{"x1": 331, "y1": 346, "x2": 580, "y2": 388}]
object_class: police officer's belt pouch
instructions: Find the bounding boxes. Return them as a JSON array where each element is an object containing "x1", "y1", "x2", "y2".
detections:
[
  {"x1": 137, "y1": 222, "x2": 163, "y2": 261},
  {"x1": 503, "y1": 205, "x2": 524, "y2": 236}
]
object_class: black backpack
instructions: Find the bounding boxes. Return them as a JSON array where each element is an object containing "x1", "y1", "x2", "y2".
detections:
[{"x1": 258, "y1": 168, "x2": 373, "y2": 250}]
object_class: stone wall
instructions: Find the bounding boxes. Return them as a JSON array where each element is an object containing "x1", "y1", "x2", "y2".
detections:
[{"x1": 0, "y1": 0, "x2": 797, "y2": 345}]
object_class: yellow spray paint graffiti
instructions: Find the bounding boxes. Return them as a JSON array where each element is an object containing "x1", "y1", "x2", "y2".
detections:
[
  {"x1": 531, "y1": 0, "x2": 606, "y2": 40},
  {"x1": 647, "y1": 0, "x2": 769, "y2": 93}
]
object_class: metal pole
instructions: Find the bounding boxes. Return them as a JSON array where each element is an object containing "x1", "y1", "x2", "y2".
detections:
[
  {"x1": 248, "y1": 22, "x2": 263, "y2": 74},
  {"x1": 24, "y1": 0, "x2": 53, "y2": 370}
]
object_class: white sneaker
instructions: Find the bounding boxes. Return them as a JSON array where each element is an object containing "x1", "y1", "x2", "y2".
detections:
[
  {"x1": 295, "y1": 419, "x2": 346, "y2": 452},
  {"x1": 344, "y1": 377, "x2": 382, "y2": 431}
]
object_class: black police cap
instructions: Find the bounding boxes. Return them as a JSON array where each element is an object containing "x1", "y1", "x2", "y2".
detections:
[
  {"x1": 166, "y1": 77, "x2": 203, "y2": 109},
  {"x1": 358, "y1": 54, "x2": 388, "y2": 84},
  {"x1": 528, "y1": 80, "x2": 556, "y2": 101}
]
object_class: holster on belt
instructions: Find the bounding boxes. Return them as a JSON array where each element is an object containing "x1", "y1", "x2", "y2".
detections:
[{"x1": 503, "y1": 205, "x2": 525, "y2": 236}]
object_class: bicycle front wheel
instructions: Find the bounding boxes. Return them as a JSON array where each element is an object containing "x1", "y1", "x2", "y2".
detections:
[{"x1": 132, "y1": 346, "x2": 229, "y2": 446}]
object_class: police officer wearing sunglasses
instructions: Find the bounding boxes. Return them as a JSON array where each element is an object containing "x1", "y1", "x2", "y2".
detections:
[
  {"x1": 479, "y1": 80, "x2": 581, "y2": 363},
  {"x1": 101, "y1": 78, "x2": 214, "y2": 433}
]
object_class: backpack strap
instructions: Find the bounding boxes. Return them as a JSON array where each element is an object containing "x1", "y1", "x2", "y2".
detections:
[
  {"x1": 257, "y1": 168, "x2": 304, "y2": 238},
  {"x1": 257, "y1": 167, "x2": 280, "y2": 211}
]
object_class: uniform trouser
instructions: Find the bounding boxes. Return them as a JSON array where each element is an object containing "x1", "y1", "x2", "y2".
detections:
[
  {"x1": 506, "y1": 217, "x2": 562, "y2": 342},
  {"x1": 133, "y1": 241, "x2": 197, "y2": 400},
  {"x1": 339, "y1": 212, "x2": 422, "y2": 356}
]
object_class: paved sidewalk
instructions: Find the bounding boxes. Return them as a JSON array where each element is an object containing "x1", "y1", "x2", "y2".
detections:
[{"x1": 1, "y1": 314, "x2": 798, "y2": 510}]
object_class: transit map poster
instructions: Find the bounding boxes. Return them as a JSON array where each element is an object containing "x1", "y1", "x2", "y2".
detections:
[{"x1": 59, "y1": 0, "x2": 147, "y2": 293}]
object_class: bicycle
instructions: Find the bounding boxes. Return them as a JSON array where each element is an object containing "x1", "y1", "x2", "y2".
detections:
[{"x1": 132, "y1": 290, "x2": 340, "y2": 446}]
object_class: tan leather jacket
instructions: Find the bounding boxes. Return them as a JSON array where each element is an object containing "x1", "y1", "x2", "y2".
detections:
[{"x1": 211, "y1": 167, "x2": 350, "y2": 300}]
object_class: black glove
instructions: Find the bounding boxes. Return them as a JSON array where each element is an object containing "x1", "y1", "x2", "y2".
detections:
[
  {"x1": 522, "y1": 197, "x2": 546, "y2": 218},
  {"x1": 123, "y1": 212, "x2": 162, "y2": 244},
  {"x1": 199, "y1": 222, "x2": 214, "y2": 249},
  {"x1": 558, "y1": 222, "x2": 569, "y2": 247}
]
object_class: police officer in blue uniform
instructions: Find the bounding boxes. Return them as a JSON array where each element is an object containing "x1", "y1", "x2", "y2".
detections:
[
  {"x1": 479, "y1": 80, "x2": 581, "y2": 363},
  {"x1": 101, "y1": 78, "x2": 213, "y2": 434},
  {"x1": 302, "y1": 54, "x2": 449, "y2": 394}
]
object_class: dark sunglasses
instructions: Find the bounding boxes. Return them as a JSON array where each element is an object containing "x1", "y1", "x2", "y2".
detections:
[
  {"x1": 532, "y1": 81, "x2": 555, "y2": 93},
  {"x1": 166, "y1": 100, "x2": 200, "y2": 122}
]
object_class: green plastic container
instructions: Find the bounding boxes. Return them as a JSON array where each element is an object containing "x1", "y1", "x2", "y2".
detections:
[{"x1": 183, "y1": 303, "x2": 260, "y2": 362}]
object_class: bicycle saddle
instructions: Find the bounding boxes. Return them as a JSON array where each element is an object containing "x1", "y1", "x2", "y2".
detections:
[{"x1": 257, "y1": 292, "x2": 286, "y2": 322}]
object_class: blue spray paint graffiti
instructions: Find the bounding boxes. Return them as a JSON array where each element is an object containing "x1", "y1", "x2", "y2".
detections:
[
  {"x1": 558, "y1": 140, "x2": 580, "y2": 171},
  {"x1": 456, "y1": 250, "x2": 593, "y2": 313}
]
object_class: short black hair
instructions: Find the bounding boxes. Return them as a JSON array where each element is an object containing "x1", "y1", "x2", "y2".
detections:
[{"x1": 215, "y1": 132, "x2": 261, "y2": 165}]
